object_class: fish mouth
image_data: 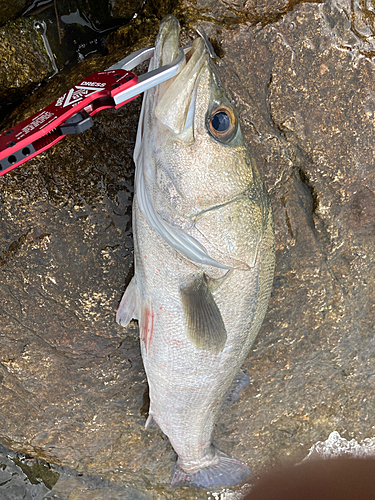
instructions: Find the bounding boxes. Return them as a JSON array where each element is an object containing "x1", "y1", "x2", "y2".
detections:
[{"x1": 151, "y1": 16, "x2": 208, "y2": 136}]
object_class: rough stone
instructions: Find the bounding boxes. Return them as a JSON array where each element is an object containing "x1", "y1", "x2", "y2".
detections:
[
  {"x1": 0, "y1": 0, "x2": 374, "y2": 499},
  {"x1": 110, "y1": 0, "x2": 145, "y2": 20},
  {"x1": 0, "y1": 17, "x2": 55, "y2": 107},
  {"x1": 0, "y1": 444, "x2": 153, "y2": 499},
  {"x1": 197, "y1": 0, "x2": 375, "y2": 475},
  {"x1": 0, "y1": 444, "x2": 52, "y2": 499},
  {"x1": 0, "y1": 1, "x2": 34, "y2": 27}
]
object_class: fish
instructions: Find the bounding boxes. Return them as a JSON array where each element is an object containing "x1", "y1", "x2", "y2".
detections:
[{"x1": 116, "y1": 14, "x2": 275, "y2": 489}]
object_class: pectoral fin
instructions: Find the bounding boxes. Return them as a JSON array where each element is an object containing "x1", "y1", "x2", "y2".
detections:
[
  {"x1": 180, "y1": 273, "x2": 227, "y2": 355},
  {"x1": 116, "y1": 276, "x2": 139, "y2": 327}
]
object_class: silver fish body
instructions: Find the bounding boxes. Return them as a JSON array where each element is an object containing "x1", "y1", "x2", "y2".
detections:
[{"x1": 117, "y1": 15, "x2": 275, "y2": 489}]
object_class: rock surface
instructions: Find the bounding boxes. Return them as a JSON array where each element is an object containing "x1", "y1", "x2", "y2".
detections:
[
  {"x1": 0, "y1": 0, "x2": 375, "y2": 499},
  {"x1": 111, "y1": 0, "x2": 145, "y2": 19},
  {"x1": 0, "y1": 444, "x2": 153, "y2": 499},
  {"x1": 0, "y1": 1, "x2": 33, "y2": 26},
  {"x1": 0, "y1": 17, "x2": 55, "y2": 106}
]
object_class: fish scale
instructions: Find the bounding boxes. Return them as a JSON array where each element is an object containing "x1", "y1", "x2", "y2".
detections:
[{"x1": 116, "y1": 14, "x2": 275, "y2": 489}]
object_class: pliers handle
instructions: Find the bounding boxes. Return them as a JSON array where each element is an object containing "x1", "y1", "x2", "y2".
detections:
[{"x1": 0, "y1": 46, "x2": 186, "y2": 176}]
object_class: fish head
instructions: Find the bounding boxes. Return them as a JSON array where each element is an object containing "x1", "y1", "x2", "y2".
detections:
[{"x1": 135, "y1": 15, "x2": 271, "y2": 270}]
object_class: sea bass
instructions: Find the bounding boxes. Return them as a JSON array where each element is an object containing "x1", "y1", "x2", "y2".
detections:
[{"x1": 116, "y1": 15, "x2": 275, "y2": 489}]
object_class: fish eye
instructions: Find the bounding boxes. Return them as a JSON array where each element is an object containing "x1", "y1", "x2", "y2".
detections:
[
  {"x1": 208, "y1": 104, "x2": 237, "y2": 143},
  {"x1": 211, "y1": 112, "x2": 230, "y2": 132}
]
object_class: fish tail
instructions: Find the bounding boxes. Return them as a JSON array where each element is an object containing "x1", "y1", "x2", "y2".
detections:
[{"x1": 170, "y1": 450, "x2": 251, "y2": 489}]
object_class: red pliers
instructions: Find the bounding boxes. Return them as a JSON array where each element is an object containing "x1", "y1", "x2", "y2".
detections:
[{"x1": 0, "y1": 46, "x2": 185, "y2": 176}]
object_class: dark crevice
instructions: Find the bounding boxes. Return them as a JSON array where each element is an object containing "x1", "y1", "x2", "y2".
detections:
[
  {"x1": 210, "y1": 37, "x2": 225, "y2": 58},
  {"x1": 266, "y1": 70, "x2": 283, "y2": 139},
  {"x1": 281, "y1": 195, "x2": 297, "y2": 242},
  {"x1": 298, "y1": 167, "x2": 319, "y2": 214},
  {"x1": 139, "y1": 383, "x2": 150, "y2": 419},
  {"x1": 266, "y1": 68, "x2": 294, "y2": 147}
]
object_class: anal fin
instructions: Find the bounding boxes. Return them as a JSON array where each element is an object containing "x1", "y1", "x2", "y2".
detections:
[{"x1": 221, "y1": 370, "x2": 250, "y2": 411}]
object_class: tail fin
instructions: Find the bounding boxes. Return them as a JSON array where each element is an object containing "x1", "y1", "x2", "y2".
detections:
[{"x1": 171, "y1": 450, "x2": 251, "y2": 489}]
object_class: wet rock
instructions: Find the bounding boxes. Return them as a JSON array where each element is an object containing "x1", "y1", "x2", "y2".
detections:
[
  {"x1": 0, "y1": 444, "x2": 52, "y2": 499},
  {"x1": 176, "y1": 0, "x2": 313, "y2": 27},
  {"x1": 110, "y1": 0, "x2": 145, "y2": 19},
  {"x1": 0, "y1": 444, "x2": 153, "y2": 499},
  {"x1": 0, "y1": 17, "x2": 55, "y2": 107},
  {"x1": 0, "y1": 0, "x2": 375, "y2": 499},
  {"x1": 181, "y1": 0, "x2": 375, "y2": 477},
  {"x1": 0, "y1": 6, "x2": 162, "y2": 133},
  {"x1": 53, "y1": 0, "x2": 137, "y2": 65},
  {"x1": 0, "y1": 1, "x2": 34, "y2": 27},
  {"x1": 0, "y1": 1, "x2": 146, "y2": 124}
]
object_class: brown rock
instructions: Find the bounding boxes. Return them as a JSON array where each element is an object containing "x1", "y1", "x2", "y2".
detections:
[
  {"x1": 0, "y1": 1, "x2": 374, "y2": 499},
  {"x1": 202, "y1": 0, "x2": 375, "y2": 476},
  {"x1": 0, "y1": 18, "x2": 55, "y2": 106},
  {"x1": 0, "y1": 0, "x2": 34, "y2": 26},
  {"x1": 110, "y1": 0, "x2": 145, "y2": 19}
]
